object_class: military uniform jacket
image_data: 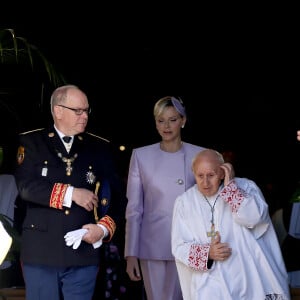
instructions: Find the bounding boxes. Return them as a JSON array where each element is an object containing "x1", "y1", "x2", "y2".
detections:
[{"x1": 14, "y1": 126, "x2": 122, "y2": 267}]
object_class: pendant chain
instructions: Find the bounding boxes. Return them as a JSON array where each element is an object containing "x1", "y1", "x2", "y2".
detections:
[
  {"x1": 57, "y1": 151, "x2": 78, "y2": 176},
  {"x1": 204, "y1": 195, "x2": 220, "y2": 239}
]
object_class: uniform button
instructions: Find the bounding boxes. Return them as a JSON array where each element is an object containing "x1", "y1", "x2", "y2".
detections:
[
  {"x1": 30, "y1": 224, "x2": 35, "y2": 228},
  {"x1": 65, "y1": 210, "x2": 70, "y2": 215},
  {"x1": 177, "y1": 179, "x2": 184, "y2": 185},
  {"x1": 101, "y1": 198, "x2": 108, "y2": 206}
]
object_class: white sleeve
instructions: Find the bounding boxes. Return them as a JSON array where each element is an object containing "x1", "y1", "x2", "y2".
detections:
[{"x1": 63, "y1": 186, "x2": 74, "y2": 207}]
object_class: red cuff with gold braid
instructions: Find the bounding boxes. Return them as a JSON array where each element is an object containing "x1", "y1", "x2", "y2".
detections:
[
  {"x1": 98, "y1": 215, "x2": 116, "y2": 242},
  {"x1": 50, "y1": 183, "x2": 68, "y2": 209}
]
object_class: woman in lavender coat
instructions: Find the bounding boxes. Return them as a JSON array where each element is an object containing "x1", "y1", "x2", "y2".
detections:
[{"x1": 124, "y1": 96, "x2": 205, "y2": 300}]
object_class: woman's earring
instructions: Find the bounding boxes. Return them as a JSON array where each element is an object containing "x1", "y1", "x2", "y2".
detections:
[{"x1": 181, "y1": 125, "x2": 185, "y2": 129}]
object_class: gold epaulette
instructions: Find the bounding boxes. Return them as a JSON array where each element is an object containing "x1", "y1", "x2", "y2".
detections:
[
  {"x1": 19, "y1": 128, "x2": 44, "y2": 135},
  {"x1": 86, "y1": 132, "x2": 110, "y2": 143}
]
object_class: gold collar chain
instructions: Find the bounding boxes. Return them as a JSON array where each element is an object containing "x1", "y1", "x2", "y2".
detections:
[{"x1": 57, "y1": 152, "x2": 78, "y2": 176}]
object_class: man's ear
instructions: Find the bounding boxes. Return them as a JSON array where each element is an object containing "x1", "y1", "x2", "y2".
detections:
[{"x1": 54, "y1": 105, "x2": 63, "y2": 120}]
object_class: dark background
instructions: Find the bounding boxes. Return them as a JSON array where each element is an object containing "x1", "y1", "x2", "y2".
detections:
[
  {"x1": 1, "y1": 7, "x2": 299, "y2": 299},
  {"x1": 1, "y1": 9, "x2": 300, "y2": 206}
]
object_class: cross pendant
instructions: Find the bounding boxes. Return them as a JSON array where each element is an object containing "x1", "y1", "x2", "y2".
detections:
[{"x1": 207, "y1": 224, "x2": 217, "y2": 239}]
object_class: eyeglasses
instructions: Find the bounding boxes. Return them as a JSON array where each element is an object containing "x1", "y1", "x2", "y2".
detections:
[{"x1": 57, "y1": 104, "x2": 91, "y2": 115}]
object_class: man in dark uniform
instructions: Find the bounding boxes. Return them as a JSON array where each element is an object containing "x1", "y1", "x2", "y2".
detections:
[{"x1": 14, "y1": 85, "x2": 124, "y2": 300}]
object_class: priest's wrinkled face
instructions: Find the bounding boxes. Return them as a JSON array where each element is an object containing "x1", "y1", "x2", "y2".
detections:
[{"x1": 192, "y1": 149, "x2": 225, "y2": 197}]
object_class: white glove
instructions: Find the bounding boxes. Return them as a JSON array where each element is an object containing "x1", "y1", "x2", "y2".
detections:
[
  {"x1": 64, "y1": 229, "x2": 88, "y2": 249},
  {"x1": 64, "y1": 228, "x2": 103, "y2": 249},
  {"x1": 92, "y1": 239, "x2": 102, "y2": 249}
]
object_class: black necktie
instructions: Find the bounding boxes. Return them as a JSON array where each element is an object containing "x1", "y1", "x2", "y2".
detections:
[{"x1": 62, "y1": 136, "x2": 72, "y2": 143}]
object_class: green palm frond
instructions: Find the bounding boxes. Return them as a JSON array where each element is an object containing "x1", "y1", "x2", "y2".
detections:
[{"x1": 0, "y1": 28, "x2": 66, "y2": 87}]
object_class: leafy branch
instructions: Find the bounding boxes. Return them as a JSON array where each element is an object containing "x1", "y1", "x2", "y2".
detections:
[{"x1": 0, "y1": 28, "x2": 66, "y2": 87}]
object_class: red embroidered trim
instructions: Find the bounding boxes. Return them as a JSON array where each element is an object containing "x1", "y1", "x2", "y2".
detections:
[
  {"x1": 188, "y1": 244, "x2": 210, "y2": 271},
  {"x1": 98, "y1": 215, "x2": 116, "y2": 242},
  {"x1": 220, "y1": 180, "x2": 245, "y2": 212},
  {"x1": 50, "y1": 183, "x2": 68, "y2": 209}
]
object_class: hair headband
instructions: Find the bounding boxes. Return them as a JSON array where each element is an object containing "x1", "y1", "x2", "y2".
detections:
[{"x1": 171, "y1": 97, "x2": 186, "y2": 117}]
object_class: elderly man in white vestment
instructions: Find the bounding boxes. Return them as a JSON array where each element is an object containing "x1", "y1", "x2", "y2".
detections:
[{"x1": 171, "y1": 149, "x2": 290, "y2": 300}]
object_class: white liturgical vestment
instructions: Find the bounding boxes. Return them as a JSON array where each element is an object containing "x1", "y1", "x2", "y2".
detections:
[{"x1": 171, "y1": 178, "x2": 290, "y2": 300}]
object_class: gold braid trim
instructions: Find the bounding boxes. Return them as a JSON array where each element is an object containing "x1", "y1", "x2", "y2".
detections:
[
  {"x1": 98, "y1": 215, "x2": 116, "y2": 242},
  {"x1": 50, "y1": 183, "x2": 68, "y2": 209}
]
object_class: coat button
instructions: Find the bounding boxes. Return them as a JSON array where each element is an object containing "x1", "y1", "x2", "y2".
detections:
[{"x1": 65, "y1": 209, "x2": 70, "y2": 215}]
